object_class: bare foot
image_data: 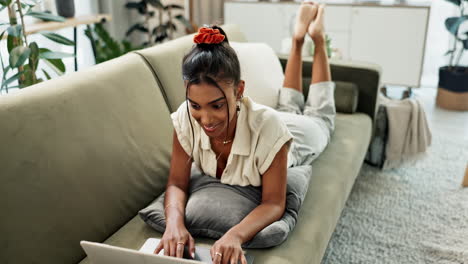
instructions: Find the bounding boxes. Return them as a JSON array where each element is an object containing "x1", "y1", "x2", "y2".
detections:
[
  {"x1": 308, "y1": 3, "x2": 326, "y2": 43},
  {"x1": 293, "y1": 2, "x2": 318, "y2": 41}
]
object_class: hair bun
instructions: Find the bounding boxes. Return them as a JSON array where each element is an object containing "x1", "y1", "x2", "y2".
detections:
[{"x1": 193, "y1": 27, "x2": 225, "y2": 44}]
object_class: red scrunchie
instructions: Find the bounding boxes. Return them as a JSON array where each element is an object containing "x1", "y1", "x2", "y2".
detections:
[{"x1": 193, "y1": 27, "x2": 225, "y2": 44}]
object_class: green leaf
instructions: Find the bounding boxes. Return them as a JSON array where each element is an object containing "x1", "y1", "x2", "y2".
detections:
[
  {"x1": 147, "y1": 0, "x2": 164, "y2": 9},
  {"x1": 7, "y1": 24, "x2": 22, "y2": 37},
  {"x1": 1, "y1": 71, "x2": 21, "y2": 89},
  {"x1": 42, "y1": 59, "x2": 65, "y2": 75},
  {"x1": 444, "y1": 49, "x2": 456, "y2": 56},
  {"x1": 0, "y1": 0, "x2": 12, "y2": 6},
  {"x1": 0, "y1": 29, "x2": 7, "y2": 42},
  {"x1": 126, "y1": 23, "x2": 148, "y2": 36},
  {"x1": 39, "y1": 51, "x2": 74, "y2": 59},
  {"x1": 40, "y1": 31, "x2": 75, "y2": 45},
  {"x1": 165, "y1": 21, "x2": 177, "y2": 31},
  {"x1": 443, "y1": 0, "x2": 461, "y2": 5},
  {"x1": 9, "y1": 46, "x2": 31, "y2": 68},
  {"x1": 6, "y1": 35, "x2": 17, "y2": 53},
  {"x1": 164, "y1": 4, "x2": 183, "y2": 10},
  {"x1": 125, "y1": 2, "x2": 143, "y2": 9},
  {"x1": 21, "y1": 0, "x2": 40, "y2": 6},
  {"x1": 175, "y1": 15, "x2": 193, "y2": 31},
  {"x1": 41, "y1": 69, "x2": 52, "y2": 80},
  {"x1": 28, "y1": 42, "x2": 39, "y2": 70},
  {"x1": 445, "y1": 16, "x2": 468, "y2": 36},
  {"x1": 39, "y1": 48, "x2": 66, "y2": 73},
  {"x1": 3, "y1": 65, "x2": 11, "y2": 75},
  {"x1": 26, "y1": 11, "x2": 66, "y2": 22}
]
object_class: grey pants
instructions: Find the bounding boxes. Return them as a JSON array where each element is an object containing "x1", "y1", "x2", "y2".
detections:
[{"x1": 276, "y1": 81, "x2": 336, "y2": 167}]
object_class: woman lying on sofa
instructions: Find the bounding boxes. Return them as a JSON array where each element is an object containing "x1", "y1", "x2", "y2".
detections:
[{"x1": 155, "y1": 2, "x2": 335, "y2": 263}]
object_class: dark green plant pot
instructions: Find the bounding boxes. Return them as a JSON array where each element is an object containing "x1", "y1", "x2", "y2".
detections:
[
  {"x1": 438, "y1": 66, "x2": 468, "y2": 93},
  {"x1": 437, "y1": 66, "x2": 468, "y2": 111},
  {"x1": 55, "y1": 0, "x2": 75, "y2": 18}
]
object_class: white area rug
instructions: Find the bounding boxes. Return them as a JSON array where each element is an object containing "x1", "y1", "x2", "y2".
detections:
[{"x1": 322, "y1": 89, "x2": 468, "y2": 264}]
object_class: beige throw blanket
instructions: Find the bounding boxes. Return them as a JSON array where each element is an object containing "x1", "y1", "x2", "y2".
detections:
[{"x1": 380, "y1": 95, "x2": 432, "y2": 169}]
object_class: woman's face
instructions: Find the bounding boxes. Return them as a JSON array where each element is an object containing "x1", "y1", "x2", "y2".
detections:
[{"x1": 187, "y1": 80, "x2": 244, "y2": 140}]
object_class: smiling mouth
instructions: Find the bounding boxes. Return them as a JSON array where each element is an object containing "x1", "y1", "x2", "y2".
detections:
[{"x1": 203, "y1": 123, "x2": 221, "y2": 132}]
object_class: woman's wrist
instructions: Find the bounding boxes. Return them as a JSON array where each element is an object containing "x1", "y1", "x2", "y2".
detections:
[
  {"x1": 165, "y1": 208, "x2": 186, "y2": 227},
  {"x1": 225, "y1": 229, "x2": 246, "y2": 244}
]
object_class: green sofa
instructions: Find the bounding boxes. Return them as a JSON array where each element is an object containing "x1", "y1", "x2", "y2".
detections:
[{"x1": 0, "y1": 24, "x2": 380, "y2": 264}]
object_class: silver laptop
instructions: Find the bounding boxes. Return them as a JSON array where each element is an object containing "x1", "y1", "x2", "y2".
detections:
[{"x1": 81, "y1": 238, "x2": 254, "y2": 264}]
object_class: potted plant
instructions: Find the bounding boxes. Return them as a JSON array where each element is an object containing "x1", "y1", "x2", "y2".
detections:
[
  {"x1": 124, "y1": 0, "x2": 195, "y2": 47},
  {"x1": 0, "y1": 0, "x2": 74, "y2": 94},
  {"x1": 437, "y1": 0, "x2": 468, "y2": 110},
  {"x1": 84, "y1": 23, "x2": 143, "y2": 64}
]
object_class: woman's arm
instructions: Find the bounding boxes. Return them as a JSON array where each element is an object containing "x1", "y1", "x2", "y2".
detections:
[
  {"x1": 164, "y1": 130, "x2": 192, "y2": 226},
  {"x1": 154, "y1": 130, "x2": 195, "y2": 258},
  {"x1": 210, "y1": 143, "x2": 289, "y2": 264}
]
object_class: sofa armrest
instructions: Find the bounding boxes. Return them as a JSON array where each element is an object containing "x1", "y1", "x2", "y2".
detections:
[{"x1": 277, "y1": 54, "x2": 381, "y2": 123}]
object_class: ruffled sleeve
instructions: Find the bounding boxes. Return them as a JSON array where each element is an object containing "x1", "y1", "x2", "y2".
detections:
[{"x1": 255, "y1": 110, "x2": 293, "y2": 175}]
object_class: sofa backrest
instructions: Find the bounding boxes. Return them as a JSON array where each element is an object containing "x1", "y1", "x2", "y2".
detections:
[
  {"x1": 0, "y1": 53, "x2": 174, "y2": 264},
  {"x1": 134, "y1": 24, "x2": 248, "y2": 113}
]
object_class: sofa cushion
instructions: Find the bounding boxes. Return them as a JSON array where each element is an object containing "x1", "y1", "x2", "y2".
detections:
[
  {"x1": 78, "y1": 113, "x2": 372, "y2": 264},
  {"x1": 334, "y1": 81, "x2": 359, "y2": 113},
  {"x1": 0, "y1": 53, "x2": 174, "y2": 264},
  {"x1": 230, "y1": 42, "x2": 284, "y2": 108},
  {"x1": 138, "y1": 164, "x2": 312, "y2": 248}
]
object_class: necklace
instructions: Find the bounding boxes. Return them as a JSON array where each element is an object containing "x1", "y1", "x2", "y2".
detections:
[{"x1": 213, "y1": 138, "x2": 233, "y2": 145}]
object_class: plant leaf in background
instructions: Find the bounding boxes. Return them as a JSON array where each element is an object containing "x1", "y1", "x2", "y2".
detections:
[
  {"x1": 165, "y1": 21, "x2": 177, "y2": 31},
  {"x1": 444, "y1": 49, "x2": 456, "y2": 56},
  {"x1": 175, "y1": 14, "x2": 193, "y2": 32},
  {"x1": 41, "y1": 69, "x2": 51, "y2": 80},
  {"x1": 164, "y1": 4, "x2": 183, "y2": 10},
  {"x1": 445, "y1": 16, "x2": 468, "y2": 37},
  {"x1": 443, "y1": 0, "x2": 461, "y2": 6},
  {"x1": 125, "y1": 1, "x2": 148, "y2": 15},
  {"x1": 85, "y1": 23, "x2": 142, "y2": 64},
  {"x1": 21, "y1": 0, "x2": 40, "y2": 6},
  {"x1": 147, "y1": 0, "x2": 164, "y2": 9},
  {"x1": 1, "y1": 71, "x2": 21, "y2": 89},
  {"x1": 7, "y1": 24, "x2": 22, "y2": 37},
  {"x1": 26, "y1": 11, "x2": 65, "y2": 22},
  {"x1": 0, "y1": 28, "x2": 7, "y2": 42},
  {"x1": 124, "y1": 0, "x2": 193, "y2": 47},
  {"x1": 126, "y1": 23, "x2": 149, "y2": 37},
  {"x1": 0, "y1": 0, "x2": 13, "y2": 6},
  {"x1": 39, "y1": 51, "x2": 74, "y2": 59},
  {"x1": 28, "y1": 42, "x2": 39, "y2": 70},
  {"x1": 39, "y1": 48, "x2": 66, "y2": 74},
  {"x1": 40, "y1": 31, "x2": 75, "y2": 45},
  {"x1": 9, "y1": 46, "x2": 31, "y2": 68}
]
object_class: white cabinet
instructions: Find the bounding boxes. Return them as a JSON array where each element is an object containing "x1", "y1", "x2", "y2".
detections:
[{"x1": 224, "y1": 1, "x2": 430, "y2": 87}]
